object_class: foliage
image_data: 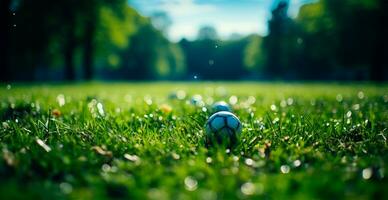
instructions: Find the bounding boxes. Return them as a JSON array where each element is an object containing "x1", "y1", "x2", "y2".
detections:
[
  {"x1": 0, "y1": 83, "x2": 387, "y2": 199},
  {"x1": 2, "y1": 0, "x2": 387, "y2": 81},
  {"x1": 4, "y1": 0, "x2": 184, "y2": 81},
  {"x1": 197, "y1": 26, "x2": 219, "y2": 41},
  {"x1": 243, "y1": 0, "x2": 388, "y2": 80},
  {"x1": 179, "y1": 31, "x2": 252, "y2": 80},
  {"x1": 243, "y1": 35, "x2": 265, "y2": 71}
]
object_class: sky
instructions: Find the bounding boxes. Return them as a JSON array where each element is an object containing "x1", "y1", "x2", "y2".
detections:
[{"x1": 130, "y1": 0, "x2": 314, "y2": 41}]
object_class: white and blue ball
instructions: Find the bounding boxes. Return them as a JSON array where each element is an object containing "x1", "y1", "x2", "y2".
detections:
[
  {"x1": 211, "y1": 101, "x2": 232, "y2": 113},
  {"x1": 205, "y1": 111, "x2": 242, "y2": 147}
]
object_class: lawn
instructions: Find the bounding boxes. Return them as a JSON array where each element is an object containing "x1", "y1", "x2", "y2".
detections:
[{"x1": 0, "y1": 82, "x2": 387, "y2": 199}]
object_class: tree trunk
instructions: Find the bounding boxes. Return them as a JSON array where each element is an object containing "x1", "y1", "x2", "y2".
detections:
[
  {"x1": 63, "y1": 24, "x2": 76, "y2": 81},
  {"x1": 82, "y1": 19, "x2": 95, "y2": 80},
  {"x1": 64, "y1": 36, "x2": 76, "y2": 81},
  {"x1": 63, "y1": 8, "x2": 77, "y2": 81},
  {"x1": 0, "y1": 0, "x2": 11, "y2": 82},
  {"x1": 371, "y1": 0, "x2": 387, "y2": 82}
]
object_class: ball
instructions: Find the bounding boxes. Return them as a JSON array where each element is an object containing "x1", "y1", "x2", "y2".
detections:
[
  {"x1": 211, "y1": 101, "x2": 232, "y2": 113},
  {"x1": 205, "y1": 111, "x2": 242, "y2": 147}
]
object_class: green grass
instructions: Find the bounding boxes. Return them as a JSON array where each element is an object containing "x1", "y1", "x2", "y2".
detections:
[{"x1": 0, "y1": 82, "x2": 387, "y2": 199}]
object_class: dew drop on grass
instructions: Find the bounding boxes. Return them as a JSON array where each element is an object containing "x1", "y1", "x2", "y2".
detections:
[
  {"x1": 280, "y1": 165, "x2": 290, "y2": 174},
  {"x1": 241, "y1": 182, "x2": 255, "y2": 195},
  {"x1": 229, "y1": 96, "x2": 238, "y2": 105},
  {"x1": 293, "y1": 160, "x2": 301, "y2": 167},
  {"x1": 341, "y1": 156, "x2": 347, "y2": 164},
  {"x1": 101, "y1": 164, "x2": 111, "y2": 172},
  {"x1": 176, "y1": 90, "x2": 186, "y2": 100},
  {"x1": 172, "y1": 152, "x2": 180, "y2": 160},
  {"x1": 184, "y1": 176, "x2": 198, "y2": 191},
  {"x1": 272, "y1": 117, "x2": 279, "y2": 124},
  {"x1": 287, "y1": 98, "x2": 294, "y2": 105},
  {"x1": 56, "y1": 94, "x2": 65, "y2": 107},
  {"x1": 362, "y1": 168, "x2": 372, "y2": 179},
  {"x1": 270, "y1": 104, "x2": 277, "y2": 111},
  {"x1": 346, "y1": 111, "x2": 352, "y2": 118},
  {"x1": 245, "y1": 158, "x2": 254, "y2": 166},
  {"x1": 202, "y1": 107, "x2": 207, "y2": 112},
  {"x1": 2, "y1": 122, "x2": 9, "y2": 129},
  {"x1": 247, "y1": 96, "x2": 256, "y2": 105},
  {"x1": 233, "y1": 156, "x2": 239, "y2": 162},
  {"x1": 97, "y1": 103, "x2": 104, "y2": 116},
  {"x1": 144, "y1": 96, "x2": 153, "y2": 105},
  {"x1": 358, "y1": 91, "x2": 365, "y2": 99},
  {"x1": 6, "y1": 84, "x2": 11, "y2": 90},
  {"x1": 206, "y1": 157, "x2": 212, "y2": 163},
  {"x1": 352, "y1": 104, "x2": 360, "y2": 110}
]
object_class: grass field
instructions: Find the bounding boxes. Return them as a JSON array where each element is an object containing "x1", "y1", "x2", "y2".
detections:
[{"x1": 1, "y1": 82, "x2": 387, "y2": 199}]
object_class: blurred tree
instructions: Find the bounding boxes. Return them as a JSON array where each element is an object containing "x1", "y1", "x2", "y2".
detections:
[
  {"x1": 8, "y1": 0, "x2": 131, "y2": 81},
  {"x1": 9, "y1": 0, "x2": 85, "y2": 80},
  {"x1": 214, "y1": 38, "x2": 251, "y2": 79},
  {"x1": 150, "y1": 11, "x2": 172, "y2": 35},
  {"x1": 9, "y1": 0, "x2": 61, "y2": 80},
  {"x1": 297, "y1": 0, "x2": 387, "y2": 80},
  {"x1": 326, "y1": 0, "x2": 387, "y2": 81},
  {"x1": 372, "y1": 0, "x2": 388, "y2": 81},
  {"x1": 180, "y1": 26, "x2": 250, "y2": 80},
  {"x1": 78, "y1": 0, "x2": 127, "y2": 80},
  {"x1": 94, "y1": 5, "x2": 138, "y2": 78},
  {"x1": 60, "y1": 0, "x2": 78, "y2": 80},
  {"x1": 197, "y1": 26, "x2": 218, "y2": 41},
  {"x1": 124, "y1": 22, "x2": 185, "y2": 80},
  {"x1": 263, "y1": 0, "x2": 299, "y2": 79},
  {"x1": 0, "y1": 0, "x2": 12, "y2": 82},
  {"x1": 243, "y1": 34, "x2": 266, "y2": 72},
  {"x1": 296, "y1": 1, "x2": 337, "y2": 79},
  {"x1": 96, "y1": 11, "x2": 185, "y2": 80}
]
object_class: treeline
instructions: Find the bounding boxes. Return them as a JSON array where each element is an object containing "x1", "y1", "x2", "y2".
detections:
[
  {"x1": 253, "y1": 0, "x2": 388, "y2": 81},
  {"x1": 1, "y1": 0, "x2": 387, "y2": 82},
  {"x1": 1, "y1": 0, "x2": 185, "y2": 81},
  {"x1": 178, "y1": 0, "x2": 388, "y2": 81}
]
